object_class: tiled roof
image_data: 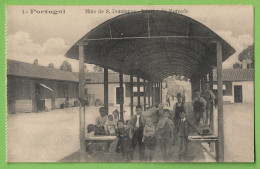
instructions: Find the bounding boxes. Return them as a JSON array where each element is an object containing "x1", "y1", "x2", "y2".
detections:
[
  {"x1": 81, "y1": 68, "x2": 254, "y2": 83},
  {"x1": 8, "y1": 59, "x2": 252, "y2": 83},
  {"x1": 213, "y1": 69, "x2": 254, "y2": 81},
  {"x1": 7, "y1": 59, "x2": 78, "y2": 82}
]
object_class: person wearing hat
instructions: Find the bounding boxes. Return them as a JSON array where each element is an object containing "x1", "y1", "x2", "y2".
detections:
[{"x1": 172, "y1": 93, "x2": 188, "y2": 124}]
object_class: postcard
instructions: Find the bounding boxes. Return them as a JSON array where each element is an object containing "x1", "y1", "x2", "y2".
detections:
[{"x1": 6, "y1": 5, "x2": 254, "y2": 163}]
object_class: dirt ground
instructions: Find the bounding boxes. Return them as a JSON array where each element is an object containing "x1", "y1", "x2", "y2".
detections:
[{"x1": 7, "y1": 103, "x2": 254, "y2": 162}]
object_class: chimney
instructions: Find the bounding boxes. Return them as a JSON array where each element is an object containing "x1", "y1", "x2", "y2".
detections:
[{"x1": 242, "y1": 59, "x2": 252, "y2": 69}]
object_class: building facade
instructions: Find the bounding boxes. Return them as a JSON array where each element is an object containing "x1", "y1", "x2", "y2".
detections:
[
  {"x1": 7, "y1": 60, "x2": 79, "y2": 114},
  {"x1": 213, "y1": 68, "x2": 254, "y2": 104}
]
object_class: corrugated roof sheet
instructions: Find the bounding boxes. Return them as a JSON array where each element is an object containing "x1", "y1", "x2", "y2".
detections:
[
  {"x1": 7, "y1": 59, "x2": 78, "y2": 82},
  {"x1": 213, "y1": 69, "x2": 254, "y2": 81},
  {"x1": 65, "y1": 11, "x2": 235, "y2": 82}
]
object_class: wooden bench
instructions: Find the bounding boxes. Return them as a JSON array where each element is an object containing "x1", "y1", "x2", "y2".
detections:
[
  {"x1": 85, "y1": 135, "x2": 117, "y2": 154},
  {"x1": 188, "y1": 134, "x2": 219, "y2": 161}
]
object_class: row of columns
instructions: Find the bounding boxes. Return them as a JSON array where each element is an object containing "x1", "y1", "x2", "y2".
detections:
[
  {"x1": 103, "y1": 72, "x2": 163, "y2": 118},
  {"x1": 190, "y1": 42, "x2": 224, "y2": 162},
  {"x1": 78, "y1": 42, "x2": 224, "y2": 162}
]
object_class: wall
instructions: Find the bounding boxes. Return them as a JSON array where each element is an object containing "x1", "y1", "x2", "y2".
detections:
[
  {"x1": 7, "y1": 76, "x2": 78, "y2": 101},
  {"x1": 55, "y1": 98, "x2": 66, "y2": 108},
  {"x1": 15, "y1": 100, "x2": 32, "y2": 113},
  {"x1": 86, "y1": 83, "x2": 149, "y2": 108},
  {"x1": 45, "y1": 99, "x2": 52, "y2": 110},
  {"x1": 86, "y1": 83, "x2": 118, "y2": 105},
  {"x1": 223, "y1": 96, "x2": 234, "y2": 104},
  {"x1": 232, "y1": 81, "x2": 254, "y2": 103},
  {"x1": 11, "y1": 97, "x2": 77, "y2": 113}
]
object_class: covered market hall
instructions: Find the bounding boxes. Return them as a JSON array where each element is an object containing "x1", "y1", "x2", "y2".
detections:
[{"x1": 65, "y1": 11, "x2": 235, "y2": 162}]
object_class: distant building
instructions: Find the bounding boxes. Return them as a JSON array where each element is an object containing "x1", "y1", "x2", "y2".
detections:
[
  {"x1": 78, "y1": 72, "x2": 192, "y2": 108},
  {"x1": 80, "y1": 72, "x2": 148, "y2": 107},
  {"x1": 213, "y1": 68, "x2": 254, "y2": 103},
  {"x1": 7, "y1": 59, "x2": 79, "y2": 114}
]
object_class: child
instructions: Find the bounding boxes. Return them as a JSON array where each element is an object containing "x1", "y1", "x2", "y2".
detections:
[
  {"x1": 104, "y1": 115, "x2": 116, "y2": 135},
  {"x1": 193, "y1": 90, "x2": 206, "y2": 125},
  {"x1": 112, "y1": 109, "x2": 119, "y2": 122},
  {"x1": 175, "y1": 111, "x2": 197, "y2": 162},
  {"x1": 143, "y1": 118, "x2": 157, "y2": 161},
  {"x1": 157, "y1": 109, "x2": 175, "y2": 161},
  {"x1": 116, "y1": 120, "x2": 133, "y2": 161}
]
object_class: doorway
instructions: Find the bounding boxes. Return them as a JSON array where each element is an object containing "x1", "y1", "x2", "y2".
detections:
[
  {"x1": 35, "y1": 83, "x2": 45, "y2": 111},
  {"x1": 234, "y1": 85, "x2": 243, "y2": 103}
]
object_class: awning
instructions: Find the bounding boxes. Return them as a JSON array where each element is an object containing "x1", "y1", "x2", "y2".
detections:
[
  {"x1": 37, "y1": 83, "x2": 54, "y2": 92},
  {"x1": 65, "y1": 11, "x2": 235, "y2": 82},
  {"x1": 213, "y1": 84, "x2": 226, "y2": 90}
]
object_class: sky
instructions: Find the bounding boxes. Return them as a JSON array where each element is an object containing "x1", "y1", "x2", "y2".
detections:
[{"x1": 6, "y1": 5, "x2": 254, "y2": 72}]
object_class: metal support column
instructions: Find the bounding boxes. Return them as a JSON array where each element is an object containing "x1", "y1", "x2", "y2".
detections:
[
  {"x1": 143, "y1": 79, "x2": 146, "y2": 110},
  {"x1": 217, "y1": 41, "x2": 224, "y2": 162},
  {"x1": 137, "y1": 76, "x2": 141, "y2": 106},
  {"x1": 130, "y1": 75, "x2": 134, "y2": 116},
  {"x1": 152, "y1": 82, "x2": 155, "y2": 106},
  {"x1": 160, "y1": 82, "x2": 163, "y2": 103},
  {"x1": 119, "y1": 73, "x2": 124, "y2": 120},
  {"x1": 209, "y1": 70, "x2": 214, "y2": 131},
  {"x1": 148, "y1": 81, "x2": 151, "y2": 108},
  {"x1": 209, "y1": 69, "x2": 215, "y2": 152},
  {"x1": 200, "y1": 77, "x2": 204, "y2": 91},
  {"x1": 78, "y1": 45, "x2": 86, "y2": 161},
  {"x1": 104, "y1": 68, "x2": 108, "y2": 115}
]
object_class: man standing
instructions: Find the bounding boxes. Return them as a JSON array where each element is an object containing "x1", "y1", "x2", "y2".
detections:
[
  {"x1": 193, "y1": 90, "x2": 207, "y2": 125},
  {"x1": 128, "y1": 105, "x2": 146, "y2": 160},
  {"x1": 143, "y1": 103, "x2": 165, "y2": 127},
  {"x1": 201, "y1": 82, "x2": 215, "y2": 125},
  {"x1": 172, "y1": 93, "x2": 188, "y2": 124}
]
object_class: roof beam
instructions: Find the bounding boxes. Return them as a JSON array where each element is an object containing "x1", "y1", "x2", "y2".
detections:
[{"x1": 82, "y1": 35, "x2": 213, "y2": 42}]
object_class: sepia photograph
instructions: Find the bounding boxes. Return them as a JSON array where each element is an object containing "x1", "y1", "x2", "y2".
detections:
[{"x1": 6, "y1": 5, "x2": 254, "y2": 163}]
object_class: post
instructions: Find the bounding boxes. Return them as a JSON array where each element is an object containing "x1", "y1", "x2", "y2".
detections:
[
  {"x1": 78, "y1": 45, "x2": 86, "y2": 161},
  {"x1": 209, "y1": 70, "x2": 215, "y2": 152},
  {"x1": 119, "y1": 72, "x2": 124, "y2": 120},
  {"x1": 209, "y1": 71, "x2": 214, "y2": 132},
  {"x1": 152, "y1": 82, "x2": 155, "y2": 105},
  {"x1": 148, "y1": 81, "x2": 151, "y2": 108},
  {"x1": 143, "y1": 79, "x2": 146, "y2": 110},
  {"x1": 160, "y1": 82, "x2": 162, "y2": 103},
  {"x1": 130, "y1": 75, "x2": 134, "y2": 116},
  {"x1": 137, "y1": 76, "x2": 141, "y2": 106},
  {"x1": 200, "y1": 77, "x2": 204, "y2": 91},
  {"x1": 217, "y1": 41, "x2": 224, "y2": 162},
  {"x1": 104, "y1": 68, "x2": 108, "y2": 115}
]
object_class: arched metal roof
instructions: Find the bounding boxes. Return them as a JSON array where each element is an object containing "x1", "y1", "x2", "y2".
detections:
[{"x1": 65, "y1": 11, "x2": 235, "y2": 82}]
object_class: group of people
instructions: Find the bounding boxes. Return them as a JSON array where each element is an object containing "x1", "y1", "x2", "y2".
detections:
[
  {"x1": 92, "y1": 82, "x2": 215, "y2": 162},
  {"x1": 193, "y1": 82, "x2": 216, "y2": 125},
  {"x1": 123, "y1": 93, "x2": 195, "y2": 162}
]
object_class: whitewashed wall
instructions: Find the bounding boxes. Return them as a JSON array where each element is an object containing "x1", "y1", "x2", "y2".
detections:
[
  {"x1": 232, "y1": 81, "x2": 254, "y2": 103},
  {"x1": 15, "y1": 100, "x2": 32, "y2": 113}
]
